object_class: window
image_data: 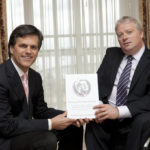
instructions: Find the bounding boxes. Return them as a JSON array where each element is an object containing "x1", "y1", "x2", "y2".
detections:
[{"x1": 6, "y1": 0, "x2": 139, "y2": 109}]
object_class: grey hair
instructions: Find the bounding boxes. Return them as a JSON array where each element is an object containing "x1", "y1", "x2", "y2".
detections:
[{"x1": 115, "y1": 16, "x2": 143, "y2": 33}]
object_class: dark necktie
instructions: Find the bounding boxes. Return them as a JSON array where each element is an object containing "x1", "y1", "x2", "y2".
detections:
[{"x1": 116, "y1": 55, "x2": 133, "y2": 106}]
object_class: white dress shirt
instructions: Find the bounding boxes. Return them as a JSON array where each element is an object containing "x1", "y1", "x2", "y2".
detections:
[{"x1": 11, "y1": 59, "x2": 52, "y2": 130}]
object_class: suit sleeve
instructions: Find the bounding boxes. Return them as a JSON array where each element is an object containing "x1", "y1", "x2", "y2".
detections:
[
  {"x1": 0, "y1": 82, "x2": 49, "y2": 138},
  {"x1": 126, "y1": 72, "x2": 150, "y2": 116},
  {"x1": 31, "y1": 73, "x2": 63, "y2": 119},
  {"x1": 0, "y1": 70, "x2": 62, "y2": 138},
  {"x1": 126, "y1": 50, "x2": 150, "y2": 116},
  {"x1": 97, "y1": 48, "x2": 115, "y2": 102}
]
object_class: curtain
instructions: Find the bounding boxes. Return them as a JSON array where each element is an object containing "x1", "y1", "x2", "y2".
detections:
[
  {"x1": 139, "y1": 0, "x2": 150, "y2": 49},
  {"x1": 32, "y1": 0, "x2": 120, "y2": 109},
  {"x1": 6, "y1": 0, "x2": 139, "y2": 110},
  {"x1": 0, "y1": 0, "x2": 8, "y2": 63}
]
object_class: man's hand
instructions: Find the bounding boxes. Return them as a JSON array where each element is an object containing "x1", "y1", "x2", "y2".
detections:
[
  {"x1": 51, "y1": 112, "x2": 75, "y2": 130},
  {"x1": 94, "y1": 104, "x2": 119, "y2": 123},
  {"x1": 73, "y1": 118, "x2": 92, "y2": 127}
]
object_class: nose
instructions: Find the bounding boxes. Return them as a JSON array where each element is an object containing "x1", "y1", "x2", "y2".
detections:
[
  {"x1": 26, "y1": 46, "x2": 32, "y2": 53},
  {"x1": 122, "y1": 33, "x2": 128, "y2": 40}
]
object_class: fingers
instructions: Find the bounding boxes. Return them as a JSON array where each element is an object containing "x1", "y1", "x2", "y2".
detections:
[
  {"x1": 95, "y1": 107, "x2": 106, "y2": 115},
  {"x1": 94, "y1": 104, "x2": 109, "y2": 121},
  {"x1": 74, "y1": 119, "x2": 85, "y2": 127},
  {"x1": 84, "y1": 118, "x2": 92, "y2": 123},
  {"x1": 95, "y1": 118, "x2": 104, "y2": 124},
  {"x1": 94, "y1": 104, "x2": 119, "y2": 121},
  {"x1": 95, "y1": 109, "x2": 108, "y2": 122},
  {"x1": 73, "y1": 118, "x2": 93, "y2": 127},
  {"x1": 51, "y1": 115, "x2": 75, "y2": 130},
  {"x1": 96, "y1": 111, "x2": 107, "y2": 118},
  {"x1": 93, "y1": 104, "x2": 106, "y2": 109},
  {"x1": 60, "y1": 112, "x2": 75, "y2": 122},
  {"x1": 97, "y1": 115, "x2": 108, "y2": 122},
  {"x1": 61, "y1": 111, "x2": 67, "y2": 117},
  {"x1": 75, "y1": 120, "x2": 82, "y2": 127}
]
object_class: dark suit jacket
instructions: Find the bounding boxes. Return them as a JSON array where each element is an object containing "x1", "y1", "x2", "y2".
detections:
[
  {"x1": 97, "y1": 47, "x2": 150, "y2": 116},
  {"x1": 0, "y1": 59, "x2": 62, "y2": 150}
]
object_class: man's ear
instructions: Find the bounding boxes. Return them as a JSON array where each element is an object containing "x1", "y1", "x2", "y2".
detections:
[
  {"x1": 140, "y1": 30, "x2": 144, "y2": 39},
  {"x1": 9, "y1": 46, "x2": 14, "y2": 55}
]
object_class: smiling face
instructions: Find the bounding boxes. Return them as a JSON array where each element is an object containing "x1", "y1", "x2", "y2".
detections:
[
  {"x1": 10, "y1": 35, "x2": 39, "y2": 72},
  {"x1": 116, "y1": 21, "x2": 144, "y2": 55}
]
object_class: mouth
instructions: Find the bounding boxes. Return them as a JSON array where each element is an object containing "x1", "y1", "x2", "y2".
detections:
[
  {"x1": 123, "y1": 42, "x2": 131, "y2": 47},
  {"x1": 22, "y1": 56, "x2": 33, "y2": 60}
]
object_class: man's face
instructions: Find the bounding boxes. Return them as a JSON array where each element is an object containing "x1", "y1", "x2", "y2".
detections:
[
  {"x1": 116, "y1": 21, "x2": 144, "y2": 55},
  {"x1": 10, "y1": 35, "x2": 39, "y2": 72}
]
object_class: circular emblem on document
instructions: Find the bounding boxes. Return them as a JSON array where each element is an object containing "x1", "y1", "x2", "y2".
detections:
[{"x1": 73, "y1": 79, "x2": 91, "y2": 97}]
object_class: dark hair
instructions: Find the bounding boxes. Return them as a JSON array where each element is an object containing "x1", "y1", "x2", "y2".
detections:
[{"x1": 8, "y1": 24, "x2": 43, "y2": 57}]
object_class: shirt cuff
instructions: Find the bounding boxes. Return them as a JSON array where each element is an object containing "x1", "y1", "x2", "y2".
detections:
[
  {"x1": 117, "y1": 106, "x2": 132, "y2": 118},
  {"x1": 48, "y1": 119, "x2": 52, "y2": 130}
]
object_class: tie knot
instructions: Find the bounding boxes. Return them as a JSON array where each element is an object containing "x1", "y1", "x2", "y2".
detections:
[
  {"x1": 127, "y1": 55, "x2": 133, "y2": 61},
  {"x1": 22, "y1": 73, "x2": 28, "y2": 81}
]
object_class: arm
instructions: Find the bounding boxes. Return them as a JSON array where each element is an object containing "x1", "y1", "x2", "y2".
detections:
[
  {"x1": 31, "y1": 72, "x2": 76, "y2": 130},
  {"x1": 95, "y1": 49, "x2": 150, "y2": 120},
  {"x1": 126, "y1": 63, "x2": 150, "y2": 116},
  {"x1": 31, "y1": 72, "x2": 63, "y2": 119},
  {"x1": 0, "y1": 83, "x2": 49, "y2": 138}
]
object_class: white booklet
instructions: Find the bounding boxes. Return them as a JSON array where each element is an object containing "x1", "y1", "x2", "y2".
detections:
[{"x1": 66, "y1": 74, "x2": 100, "y2": 119}]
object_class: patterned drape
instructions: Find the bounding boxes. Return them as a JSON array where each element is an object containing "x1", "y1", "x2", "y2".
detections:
[
  {"x1": 0, "y1": 0, "x2": 8, "y2": 64},
  {"x1": 139, "y1": 0, "x2": 150, "y2": 49}
]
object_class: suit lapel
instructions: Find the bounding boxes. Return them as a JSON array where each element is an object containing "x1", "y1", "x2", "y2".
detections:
[
  {"x1": 28, "y1": 69, "x2": 34, "y2": 100},
  {"x1": 6, "y1": 59, "x2": 25, "y2": 102},
  {"x1": 129, "y1": 48, "x2": 150, "y2": 92},
  {"x1": 28, "y1": 69, "x2": 37, "y2": 118},
  {"x1": 110, "y1": 49, "x2": 124, "y2": 86}
]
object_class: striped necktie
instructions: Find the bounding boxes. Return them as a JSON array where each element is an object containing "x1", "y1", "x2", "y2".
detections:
[{"x1": 116, "y1": 55, "x2": 133, "y2": 106}]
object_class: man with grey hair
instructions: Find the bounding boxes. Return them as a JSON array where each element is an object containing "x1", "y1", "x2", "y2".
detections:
[{"x1": 85, "y1": 16, "x2": 150, "y2": 150}]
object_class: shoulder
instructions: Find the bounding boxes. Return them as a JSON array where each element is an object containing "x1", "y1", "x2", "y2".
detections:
[
  {"x1": 29, "y1": 68, "x2": 42, "y2": 80},
  {"x1": 106, "y1": 47, "x2": 122, "y2": 53},
  {"x1": 0, "y1": 60, "x2": 11, "y2": 87},
  {"x1": 29, "y1": 67, "x2": 40, "y2": 75},
  {"x1": 105, "y1": 47, "x2": 124, "y2": 57},
  {"x1": 0, "y1": 59, "x2": 10, "y2": 68},
  {"x1": 0, "y1": 60, "x2": 11, "y2": 77}
]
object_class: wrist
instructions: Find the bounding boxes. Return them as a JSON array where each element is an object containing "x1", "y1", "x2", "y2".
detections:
[{"x1": 115, "y1": 107, "x2": 119, "y2": 119}]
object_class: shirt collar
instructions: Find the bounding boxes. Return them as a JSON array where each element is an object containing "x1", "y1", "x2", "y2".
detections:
[
  {"x1": 11, "y1": 58, "x2": 28, "y2": 78},
  {"x1": 124, "y1": 45, "x2": 145, "y2": 61}
]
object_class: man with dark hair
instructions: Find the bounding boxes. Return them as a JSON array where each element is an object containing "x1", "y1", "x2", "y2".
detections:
[
  {"x1": 8, "y1": 24, "x2": 43, "y2": 57},
  {"x1": 85, "y1": 16, "x2": 150, "y2": 150},
  {"x1": 0, "y1": 24, "x2": 84, "y2": 150}
]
